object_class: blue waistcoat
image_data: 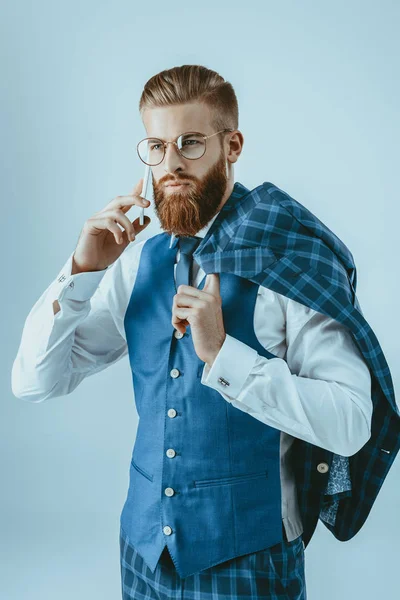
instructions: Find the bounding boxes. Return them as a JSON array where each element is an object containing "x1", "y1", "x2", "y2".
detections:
[{"x1": 121, "y1": 231, "x2": 284, "y2": 579}]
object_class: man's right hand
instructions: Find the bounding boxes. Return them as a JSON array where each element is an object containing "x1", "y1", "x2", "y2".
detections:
[{"x1": 72, "y1": 178, "x2": 151, "y2": 274}]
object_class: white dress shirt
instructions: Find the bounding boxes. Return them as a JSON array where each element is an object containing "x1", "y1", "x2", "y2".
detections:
[{"x1": 11, "y1": 210, "x2": 373, "y2": 541}]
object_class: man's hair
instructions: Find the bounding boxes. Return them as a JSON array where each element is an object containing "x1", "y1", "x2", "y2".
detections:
[{"x1": 138, "y1": 64, "x2": 238, "y2": 135}]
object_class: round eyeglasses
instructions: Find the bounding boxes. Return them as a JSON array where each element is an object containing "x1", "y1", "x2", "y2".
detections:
[{"x1": 136, "y1": 129, "x2": 234, "y2": 166}]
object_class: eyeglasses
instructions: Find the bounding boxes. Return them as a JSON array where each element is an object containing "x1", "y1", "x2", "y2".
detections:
[{"x1": 136, "y1": 129, "x2": 234, "y2": 166}]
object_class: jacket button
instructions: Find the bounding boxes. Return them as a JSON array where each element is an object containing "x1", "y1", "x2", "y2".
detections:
[
  {"x1": 174, "y1": 330, "x2": 184, "y2": 339},
  {"x1": 165, "y1": 487, "x2": 175, "y2": 497},
  {"x1": 317, "y1": 462, "x2": 329, "y2": 473},
  {"x1": 170, "y1": 368, "x2": 180, "y2": 378},
  {"x1": 167, "y1": 408, "x2": 177, "y2": 418},
  {"x1": 163, "y1": 526, "x2": 172, "y2": 535},
  {"x1": 166, "y1": 448, "x2": 176, "y2": 458}
]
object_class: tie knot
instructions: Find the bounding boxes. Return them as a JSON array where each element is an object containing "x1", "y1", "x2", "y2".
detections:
[{"x1": 178, "y1": 236, "x2": 202, "y2": 256}]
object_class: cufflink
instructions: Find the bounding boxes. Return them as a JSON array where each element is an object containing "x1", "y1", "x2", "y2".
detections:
[{"x1": 218, "y1": 377, "x2": 230, "y2": 387}]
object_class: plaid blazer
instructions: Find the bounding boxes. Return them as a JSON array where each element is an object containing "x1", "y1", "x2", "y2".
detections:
[{"x1": 192, "y1": 180, "x2": 400, "y2": 547}]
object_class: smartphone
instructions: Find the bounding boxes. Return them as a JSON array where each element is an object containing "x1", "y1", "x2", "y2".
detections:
[{"x1": 139, "y1": 163, "x2": 151, "y2": 225}]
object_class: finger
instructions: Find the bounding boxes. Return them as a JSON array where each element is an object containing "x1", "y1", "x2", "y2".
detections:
[
  {"x1": 174, "y1": 293, "x2": 204, "y2": 309},
  {"x1": 112, "y1": 209, "x2": 138, "y2": 240},
  {"x1": 176, "y1": 286, "x2": 216, "y2": 304},
  {"x1": 172, "y1": 311, "x2": 189, "y2": 323},
  {"x1": 172, "y1": 318, "x2": 188, "y2": 334},
  {"x1": 119, "y1": 214, "x2": 151, "y2": 245},
  {"x1": 203, "y1": 273, "x2": 220, "y2": 292},
  {"x1": 172, "y1": 310, "x2": 191, "y2": 328},
  {"x1": 117, "y1": 214, "x2": 151, "y2": 245},
  {"x1": 176, "y1": 284, "x2": 208, "y2": 298},
  {"x1": 98, "y1": 210, "x2": 143, "y2": 243},
  {"x1": 104, "y1": 188, "x2": 150, "y2": 214},
  {"x1": 115, "y1": 193, "x2": 150, "y2": 212},
  {"x1": 107, "y1": 220, "x2": 127, "y2": 245},
  {"x1": 88, "y1": 213, "x2": 126, "y2": 245}
]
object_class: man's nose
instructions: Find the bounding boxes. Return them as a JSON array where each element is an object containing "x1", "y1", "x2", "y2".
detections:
[{"x1": 163, "y1": 143, "x2": 186, "y2": 173}]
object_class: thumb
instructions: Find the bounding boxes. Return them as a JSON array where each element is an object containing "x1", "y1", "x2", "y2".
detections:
[{"x1": 204, "y1": 272, "x2": 220, "y2": 295}]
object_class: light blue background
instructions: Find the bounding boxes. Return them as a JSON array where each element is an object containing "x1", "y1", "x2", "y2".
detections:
[{"x1": 2, "y1": 1, "x2": 399, "y2": 598}]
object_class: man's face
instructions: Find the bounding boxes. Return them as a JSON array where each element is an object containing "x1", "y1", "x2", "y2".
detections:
[{"x1": 141, "y1": 102, "x2": 231, "y2": 237}]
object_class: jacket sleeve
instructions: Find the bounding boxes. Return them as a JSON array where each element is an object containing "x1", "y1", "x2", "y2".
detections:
[{"x1": 201, "y1": 293, "x2": 373, "y2": 457}]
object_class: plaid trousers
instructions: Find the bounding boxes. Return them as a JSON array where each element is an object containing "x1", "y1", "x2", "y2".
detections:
[{"x1": 119, "y1": 524, "x2": 306, "y2": 599}]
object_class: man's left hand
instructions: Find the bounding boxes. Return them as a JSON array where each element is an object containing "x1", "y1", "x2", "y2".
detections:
[{"x1": 171, "y1": 273, "x2": 226, "y2": 367}]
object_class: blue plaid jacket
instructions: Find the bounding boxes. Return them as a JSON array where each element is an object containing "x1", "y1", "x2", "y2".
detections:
[{"x1": 192, "y1": 180, "x2": 400, "y2": 547}]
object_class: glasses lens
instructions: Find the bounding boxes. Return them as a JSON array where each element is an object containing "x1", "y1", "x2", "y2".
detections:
[
  {"x1": 137, "y1": 138, "x2": 165, "y2": 165},
  {"x1": 177, "y1": 133, "x2": 205, "y2": 159}
]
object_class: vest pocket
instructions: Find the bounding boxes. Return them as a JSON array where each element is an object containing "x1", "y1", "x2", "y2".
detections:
[
  {"x1": 131, "y1": 457, "x2": 154, "y2": 482},
  {"x1": 194, "y1": 469, "x2": 268, "y2": 488}
]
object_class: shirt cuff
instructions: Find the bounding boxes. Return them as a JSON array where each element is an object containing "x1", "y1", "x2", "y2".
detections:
[
  {"x1": 53, "y1": 252, "x2": 109, "y2": 302},
  {"x1": 201, "y1": 333, "x2": 259, "y2": 398}
]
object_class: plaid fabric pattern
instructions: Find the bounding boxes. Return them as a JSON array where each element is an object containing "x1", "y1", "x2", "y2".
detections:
[
  {"x1": 119, "y1": 525, "x2": 306, "y2": 599},
  {"x1": 189, "y1": 180, "x2": 400, "y2": 545}
]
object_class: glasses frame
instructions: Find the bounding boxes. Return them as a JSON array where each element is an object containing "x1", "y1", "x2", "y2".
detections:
[{"x1": 136, "y1": 128, "x2": 235, "y2": 166}]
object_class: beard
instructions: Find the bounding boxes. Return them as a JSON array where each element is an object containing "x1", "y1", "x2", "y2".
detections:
[{"x1": 152, "y1": 146, "x2": 228, "y2": 237}]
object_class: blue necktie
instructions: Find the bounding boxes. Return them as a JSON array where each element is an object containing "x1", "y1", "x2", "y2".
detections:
[{"x1": 176, "y1": 236, "x2": 202, "y2": 288}]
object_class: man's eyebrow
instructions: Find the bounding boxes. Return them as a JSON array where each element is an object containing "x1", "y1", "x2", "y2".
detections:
[{"x1": 146, "y1": 132, "x2": 200, "y2": 142}]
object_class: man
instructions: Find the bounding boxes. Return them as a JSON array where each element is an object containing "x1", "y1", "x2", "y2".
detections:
[{"x1": 12, "y1": 65, "x2": 380, "y2": 599}]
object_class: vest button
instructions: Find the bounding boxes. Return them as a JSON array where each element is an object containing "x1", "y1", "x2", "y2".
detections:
[
  {"x1": 165, "y1": 487, "x2": 175, "y2": 497},
  {"x1": 163, "y1": 525, "x2": 172, "y2": 535},
  {"x1": 174, "y1": 330, "x2": 184, "y2": 339},
  {"x1": 317, "y1": 462, "x2": 329, "y2": 474},
  {"x1": 167, "y1": 408, "x2": 177, "y2": 418},
  {"x1": 170, "y1": 368, "x2": 180, "y2": 378},
  {"x1": 166, "y1": 448, "x2": 176, "y2": 458}
]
